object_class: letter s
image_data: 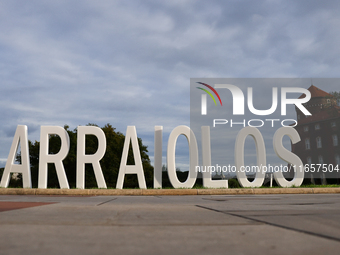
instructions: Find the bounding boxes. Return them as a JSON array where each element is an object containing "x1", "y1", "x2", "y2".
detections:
[{"x1": 273, "y1": 127, "x2": 304, "y2": 187}]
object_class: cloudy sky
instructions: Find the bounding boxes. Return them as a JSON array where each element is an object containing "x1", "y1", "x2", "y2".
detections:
[{"x1": 1, "y1": 0, "x2": 340, "y2": 170}]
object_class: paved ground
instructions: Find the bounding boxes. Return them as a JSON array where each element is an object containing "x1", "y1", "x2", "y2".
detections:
[{"x1": 0, "y1": 194, "x2": 339, "y2": 255}]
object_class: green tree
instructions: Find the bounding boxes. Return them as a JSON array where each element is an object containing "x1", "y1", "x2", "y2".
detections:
[
  {"x1": 330, "y1": 91, "x2": 340, "y2": 106},
  {"x1": 330, "y1": 91, "x2": 340, "y2": 98}
]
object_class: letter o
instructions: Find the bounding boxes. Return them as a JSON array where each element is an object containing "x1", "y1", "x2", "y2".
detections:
[
  {"x1": 167, "y1": 126, "x2": 198, "y2": 188},
  {"x1": 281, "y1": 119, "x2": 297, "y2": 127},
  {"x1": 248, "y1": 119, "x2": 264, "y2": 127},
  {"x1": 235, "y1": 127, "x2": 266, "y2": 187}
]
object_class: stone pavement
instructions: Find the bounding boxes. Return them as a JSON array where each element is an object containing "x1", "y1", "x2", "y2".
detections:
[{"x1": 0, "y1": 194, "x2": 339, "y2": 255}]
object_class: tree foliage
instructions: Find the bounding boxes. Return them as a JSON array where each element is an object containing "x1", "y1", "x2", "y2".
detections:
[
  {"x1": 330, "y1": 91, "x2": 340, "y2": 98},
  {"x1": 16, "y1": 124, "x2": 154, "y2": 188},
  {"x1": 330, "y1": 91, "x2": 340, "y2": 105}
]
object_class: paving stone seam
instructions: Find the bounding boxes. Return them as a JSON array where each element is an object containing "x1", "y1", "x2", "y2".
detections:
[
  {"x1": 225, "y1": 211, "x2": 340, "y2": 243},
  {"x1": 196, "y1": 205, "x2": 340, "y2": 243}
]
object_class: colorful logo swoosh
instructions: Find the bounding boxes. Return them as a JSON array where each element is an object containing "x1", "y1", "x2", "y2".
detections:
[{"x1": 196, "y1": 82, "x2": 223, "y2": 106}]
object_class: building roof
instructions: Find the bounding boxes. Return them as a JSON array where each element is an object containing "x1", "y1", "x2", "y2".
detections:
[
  {"x1": 297, "y1": 107, "x2": 340, "y2": 125},
  {"x1": 298, "y1": 85, "x2": 334, "y2": 99}
]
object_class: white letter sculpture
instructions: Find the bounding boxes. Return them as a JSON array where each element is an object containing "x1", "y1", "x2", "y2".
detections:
[
  {"x1": 235, "y1": 127, "x2": 266, "y2": 187},
  {"x1": 38, "y1": 126, "x2": 70, "y2": 189},
  {"x1": 77, "y1": 126, "x2": 107, "y2": 189},
  {"x1": 154, "y1": 126, "x2": 163, "y2": 188},
  {"x1": 167, "y1": 125, "x2": 198, "y2": 188},
  {"x1": 116, "y1": 126, "x2": 147, "y2": 189},
  {"x1": 273, "y1": 127, "x2": 304, "y2": 187},
  {"x1": 201, "y1": 126, "x2": 228, "y2": 188},
  {"x1": 0, "y1": 125, "x2": 31, "y2": 188}
]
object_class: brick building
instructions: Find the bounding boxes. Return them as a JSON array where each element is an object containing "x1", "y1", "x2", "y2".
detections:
[{"x1": 292, "y1": 85, "x2": 340, "y2": 183}]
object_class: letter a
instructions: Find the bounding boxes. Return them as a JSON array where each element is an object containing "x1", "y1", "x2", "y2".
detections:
[
  {"x1": 0, "y1": 125, "x2": 31, "y2": 188},
  {"x1": 116, "y1": 126, "x2": 147, "y2": 189}
]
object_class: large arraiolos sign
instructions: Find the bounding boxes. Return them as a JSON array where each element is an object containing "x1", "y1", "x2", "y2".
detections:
[
  {"x1": 0, "y1": 82, "x2": 315, "y2": 189},
  {"x1": 0, "y1": 124, "x2": 305, "y2": 189}
]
